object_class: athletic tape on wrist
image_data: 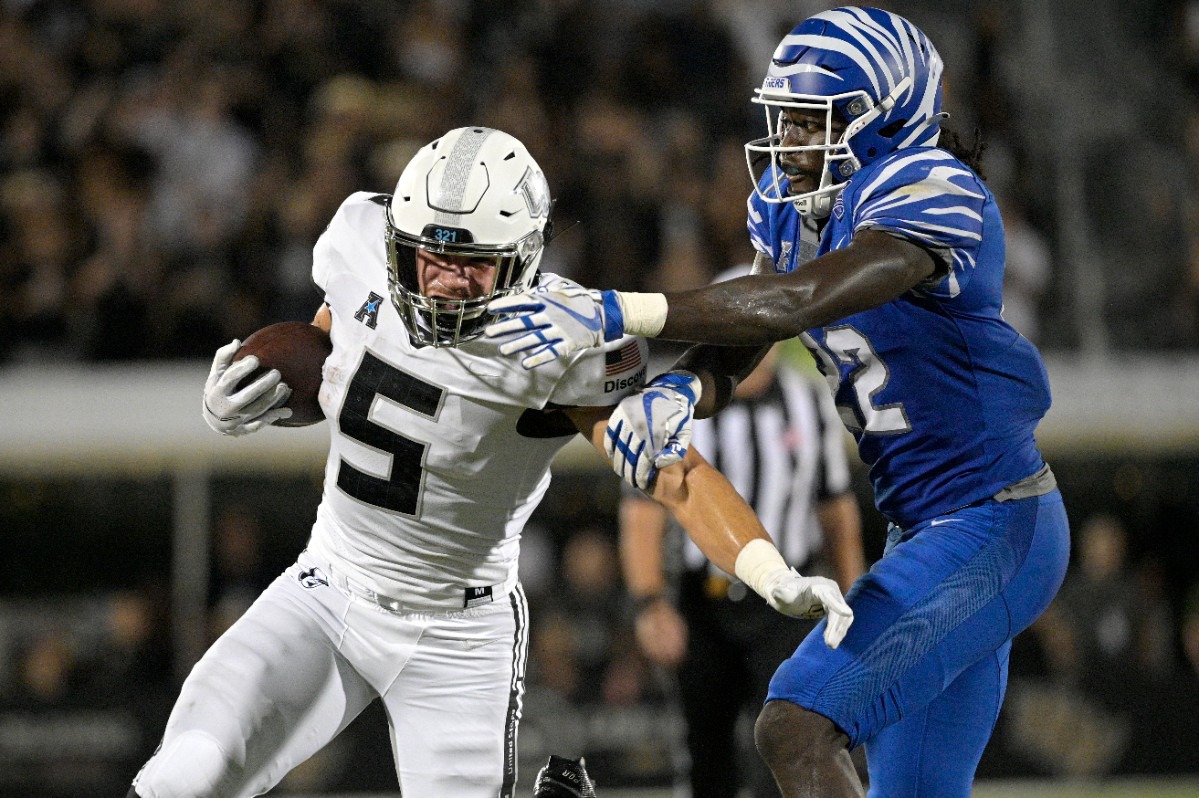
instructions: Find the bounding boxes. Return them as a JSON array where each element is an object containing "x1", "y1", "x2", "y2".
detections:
[
  {"x1": 733, "y1": 538, "x2": 790, "y2": 598},
  {"x1": 615, "y1": 292, "x2": 668, "y2": 338}
]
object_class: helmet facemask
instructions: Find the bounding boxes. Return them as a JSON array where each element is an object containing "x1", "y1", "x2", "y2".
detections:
[
  {"x1": 385, "y1": 222, "x2": 543, "y2": 348},
  {"x1": 747, "y1": 90, "x2": 859, "y2": 218}
]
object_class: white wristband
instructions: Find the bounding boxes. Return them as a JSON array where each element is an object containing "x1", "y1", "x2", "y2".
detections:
[
  {"x1": 615, "y1": 291, "x2": 668, "y2": 338},
  {"x1": 733, "y1": 538, "x2": 790, "y2": 598}
]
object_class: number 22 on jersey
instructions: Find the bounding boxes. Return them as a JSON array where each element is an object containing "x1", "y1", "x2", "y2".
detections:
[{"x1": 800, "y1": 327, "x2": 910, "y2": 435}]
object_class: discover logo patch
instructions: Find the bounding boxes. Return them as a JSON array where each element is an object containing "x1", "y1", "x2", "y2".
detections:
[{"x1": 605, "y1": 366, "x2": 646, "y2": 394}]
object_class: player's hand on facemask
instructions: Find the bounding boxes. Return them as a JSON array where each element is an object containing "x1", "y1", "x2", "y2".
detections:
[
  {"x1": 606, "y1": 370, "x2": 702, "y2": 490},
  {"x1": 762, "y1": 568, "x2": 855, "y2": 649},
  {"x1": 485, "y1": 286, "x2": 626, "y2": 369},
  {"x1": 202, "y1": 339, "x2": 292, "y2": 436}
]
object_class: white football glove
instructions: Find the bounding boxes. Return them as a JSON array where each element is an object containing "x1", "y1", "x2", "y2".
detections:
[
  {"x1": 606, "y1": 370, "x2": 701, "y2": 490},
  {"x1": 201, "y1": 339, "x2": 292, "y2": 436},
  {"x1": 485, "y1": 286, "x2": 626, "y2": 369},
  {"x1": 761, "y1": 568, "x2": 855, "y2": 649},
  {"x1": 735, "y1": 539, "x2": 854, "y2": 649}
]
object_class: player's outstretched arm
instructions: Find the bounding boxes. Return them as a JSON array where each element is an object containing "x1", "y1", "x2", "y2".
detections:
[
  {"x1": 652, "y1": 230, "x2": 938, "y2": 345},
  {"x1": 651, "y1": 445, "x2": 854, "y2": 647},
  {"x1": 487, "y1": 231, "x2": 938, "y2": 367},
  {"x1": 568, "y1": 407, "x2": 853, "y2": 648}
]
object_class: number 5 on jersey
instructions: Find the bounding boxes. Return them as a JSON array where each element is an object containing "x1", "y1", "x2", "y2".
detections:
[{"x1": 336, "y1": 351, "x2": 446, "y2": 515}]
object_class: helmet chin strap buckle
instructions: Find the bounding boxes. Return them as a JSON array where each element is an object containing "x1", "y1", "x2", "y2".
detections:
[{"x1": 806, "y1": 192, "x2": 836, "y2": 219}]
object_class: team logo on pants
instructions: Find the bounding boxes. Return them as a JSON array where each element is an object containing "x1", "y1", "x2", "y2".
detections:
[{"x1": 299, "y1": 567, "x2": 329, "y2": 589}]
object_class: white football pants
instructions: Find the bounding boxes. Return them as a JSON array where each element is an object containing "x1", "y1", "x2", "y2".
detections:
[{"x1": 133, "y1": 554, "x2": 529, "y2": 798}]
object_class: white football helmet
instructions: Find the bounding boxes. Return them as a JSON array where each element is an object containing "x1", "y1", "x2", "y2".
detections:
[{"x1": 387, "y1": 126, "x2": 551, "y2": 347}]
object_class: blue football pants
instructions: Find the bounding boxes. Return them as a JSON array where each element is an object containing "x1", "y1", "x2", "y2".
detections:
[{"x1": 766, "y1": 489, "x2": 1070, "y2": 797}]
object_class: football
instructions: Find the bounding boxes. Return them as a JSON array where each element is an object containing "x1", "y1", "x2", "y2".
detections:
[{"x1": 232, "y1": 321, "x2": 332, "y2": 426}]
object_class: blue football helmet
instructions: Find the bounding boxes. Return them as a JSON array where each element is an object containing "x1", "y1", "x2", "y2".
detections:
[{"x1": 745, "y1": 6, "x2": 946, "y2": 217}]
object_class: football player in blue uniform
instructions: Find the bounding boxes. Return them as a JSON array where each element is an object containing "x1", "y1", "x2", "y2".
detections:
[{"x1": 486, "y1": 7, "x2": 1070, "y2": 797}]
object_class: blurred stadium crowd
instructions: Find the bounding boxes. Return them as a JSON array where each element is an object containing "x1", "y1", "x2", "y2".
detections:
[
  {"x1": 2, "y1": 0, "x2": 1198, "y2": 363},
  {"x1": 2, "y1": 0, "x2": 1199, "y2": 794}
]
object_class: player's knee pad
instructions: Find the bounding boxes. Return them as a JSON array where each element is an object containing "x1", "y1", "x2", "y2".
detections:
[{"x1": 134, "y1": 730, "x2": 232, "y2": 798}]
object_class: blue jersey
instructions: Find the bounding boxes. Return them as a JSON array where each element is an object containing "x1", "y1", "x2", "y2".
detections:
[{"x1": 748, "y1": 147, "x2": 1050, "y2": 527}]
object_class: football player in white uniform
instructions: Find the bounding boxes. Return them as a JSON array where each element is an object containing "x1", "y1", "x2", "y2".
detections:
[{"x1": 131, "y1": 126, "x2": 852, "y2": 798}]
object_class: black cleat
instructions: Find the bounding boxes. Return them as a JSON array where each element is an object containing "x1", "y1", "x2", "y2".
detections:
[{"x1": 532, "y1": 754, "x2": 597, "y2": 797}]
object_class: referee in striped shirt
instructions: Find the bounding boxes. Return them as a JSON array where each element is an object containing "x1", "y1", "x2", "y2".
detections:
[{"x1": 619, "y1": 341, "x2": 865, "y2": 798}]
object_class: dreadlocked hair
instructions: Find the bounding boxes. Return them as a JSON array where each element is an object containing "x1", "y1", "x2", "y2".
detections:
[{"x1": 940, "y1": 125, "x2": 987, "y2": 179}]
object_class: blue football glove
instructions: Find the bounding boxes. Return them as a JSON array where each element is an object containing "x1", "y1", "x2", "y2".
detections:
[
  {"x1": 486, "y1": 286, "x2": 626, "y2": 369},
  {"x1": 605, "y1": 370, "x2": 702, "y2": 490}
]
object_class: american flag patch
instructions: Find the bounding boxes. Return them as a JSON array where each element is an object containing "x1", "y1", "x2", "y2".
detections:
[{"x1": 605, "y1": 340, "x2": 642, "y2": 376}]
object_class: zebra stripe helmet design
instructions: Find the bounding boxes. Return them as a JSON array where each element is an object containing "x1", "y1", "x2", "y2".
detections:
[{"x1": 745, "y1": 7, "x2": 946, "y2": 217}]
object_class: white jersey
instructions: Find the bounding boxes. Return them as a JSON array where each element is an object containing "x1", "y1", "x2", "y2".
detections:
[{"x1": 308, "y1": 191, "x2": 648, "y2": 610}]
